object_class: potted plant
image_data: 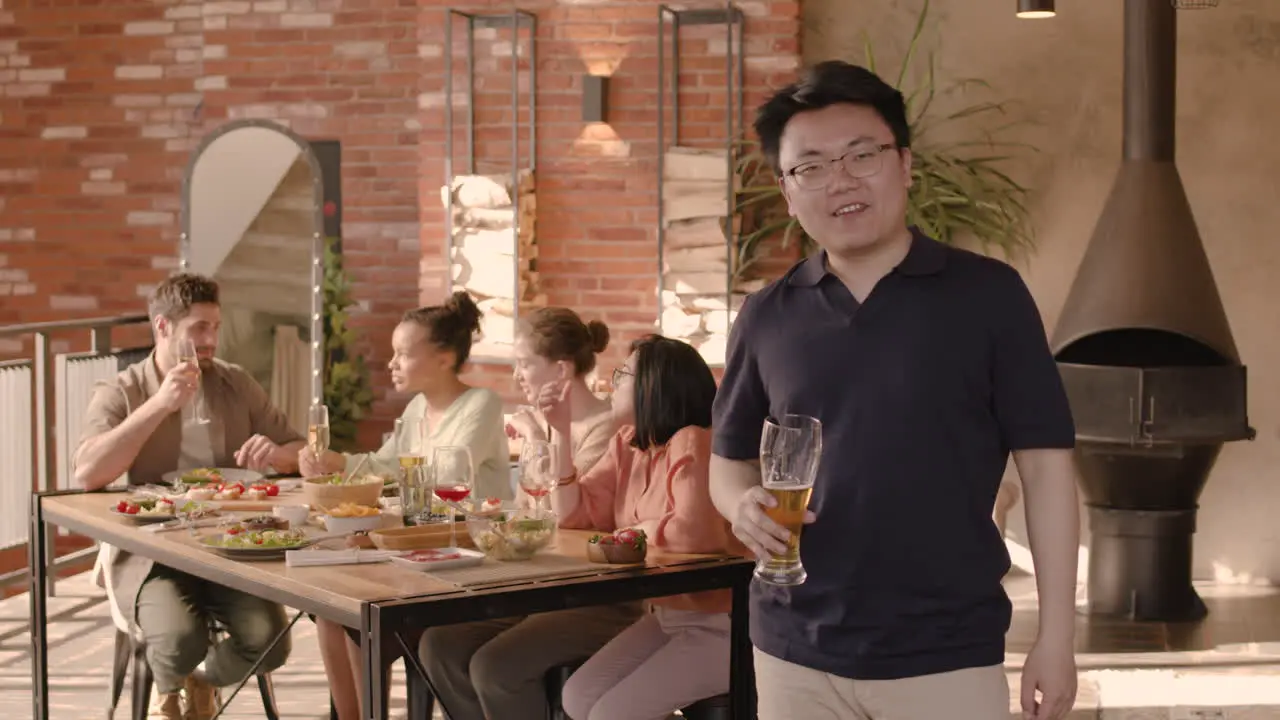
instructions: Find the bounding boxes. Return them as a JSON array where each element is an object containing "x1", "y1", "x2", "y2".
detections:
[
  {"x1": 321, "y1": 236, "x2": 374, "y2": 452},
  {"x1": 733, "y1": 0, "x2": 1036, "y2": 285}
]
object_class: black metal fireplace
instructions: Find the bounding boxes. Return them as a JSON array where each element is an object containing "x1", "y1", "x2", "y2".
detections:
[{"x1": 1050, "y1": 0, "x2": 1254, "y2": 622}]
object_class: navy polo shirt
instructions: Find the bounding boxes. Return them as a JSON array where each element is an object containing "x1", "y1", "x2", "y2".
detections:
[{"x1": 712, "y1": 230, "x2": 1075, "y2": 680}]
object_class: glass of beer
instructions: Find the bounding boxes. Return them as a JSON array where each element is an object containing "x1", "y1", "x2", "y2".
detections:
[
  {"x1": 395, "y1": 416, "x2": 429, "y2": 525},
  {"x1": 755, "y1": 414, "x2": 823, "y2": 586}
]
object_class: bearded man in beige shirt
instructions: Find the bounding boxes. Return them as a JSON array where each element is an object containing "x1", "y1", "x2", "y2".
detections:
[{"x1": 75, "y1": 273, "x2": 305, "y2": 720}]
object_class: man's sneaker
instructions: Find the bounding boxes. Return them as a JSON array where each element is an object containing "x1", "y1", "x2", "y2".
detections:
[
  {"x1": 147, "y1": 690, "x2": 183, "y2": 720},
  {"x1": 181, "y1": 674, "x2": 219, "y2": 720}
]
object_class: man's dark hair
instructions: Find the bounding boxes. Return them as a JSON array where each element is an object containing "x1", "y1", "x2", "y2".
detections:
[
  {"x1": 628, "y1": 335, "x2": 717, "y2": 452},
  {"x1": 148, "y1": 273, "x2": 220, "y2": 322},
  {"x1": 754, "y1": 60, "x2": 911, "y2": 173}
]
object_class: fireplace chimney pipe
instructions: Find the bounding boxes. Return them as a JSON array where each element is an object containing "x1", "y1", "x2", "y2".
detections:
[{"x1": 1124, "y1": 0, "x2": 1175, "y2": 162}]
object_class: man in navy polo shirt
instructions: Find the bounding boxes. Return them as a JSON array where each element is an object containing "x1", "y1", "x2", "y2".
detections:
[{"x1": 710, "y1": 61, "x2": 1080, "y2": 720}]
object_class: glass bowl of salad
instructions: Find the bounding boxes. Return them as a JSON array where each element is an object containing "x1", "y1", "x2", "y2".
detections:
[{"x1": 466, "y1": 507, "x2": 557, "y2": 562}]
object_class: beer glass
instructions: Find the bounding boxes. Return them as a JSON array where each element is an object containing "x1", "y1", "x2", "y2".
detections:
[
  {"x1": 755, "y1": 414, "x2": 823, "y2": 586},
  {"x1": 395, "y1": 416, "x2": 430, "y2": 525}
]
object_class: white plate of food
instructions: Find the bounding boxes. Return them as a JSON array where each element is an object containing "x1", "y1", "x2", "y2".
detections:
[
  {"x1": 109, "y1": 497, "x2": 180, "y2": 523},
  {"x1": 197, "y1": 526, "x2": 314, "y2": 561},
  {"x1": 164, "y1": 467, "x2": 264, "y2": 490},
  {"x1": 388, "y1": 547, "x2": 486, "y2": 572}
]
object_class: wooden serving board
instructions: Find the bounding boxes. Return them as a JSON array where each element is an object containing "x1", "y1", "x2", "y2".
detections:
[
  {"x1": 369, "y1": 523, "x2": 477, "y2": 551},
  {"x1": 209, "y1": 501, "x2": 277, "y2": 513}
]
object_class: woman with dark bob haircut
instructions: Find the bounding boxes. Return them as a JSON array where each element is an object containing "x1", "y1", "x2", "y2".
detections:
[{"x1": 550, "y1": 334, "x2": 742, "y2": 720}]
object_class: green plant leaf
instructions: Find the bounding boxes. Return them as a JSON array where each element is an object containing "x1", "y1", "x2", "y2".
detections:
[
  {"x1": 321, "y1": 236, "x2": 375, "y2": 452},
  {"x1": 732, "y1": 0, "x2": 1037, "y2": 274}
]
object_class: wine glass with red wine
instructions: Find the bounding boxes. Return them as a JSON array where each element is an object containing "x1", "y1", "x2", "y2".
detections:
[{"x1": 431, "y1": 445, "x2": 474, "y2": 548}]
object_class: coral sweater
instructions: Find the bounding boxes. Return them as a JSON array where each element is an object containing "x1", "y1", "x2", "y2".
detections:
[{"x1": 559, "y1": 425, "x2": 740, "y2": 613}]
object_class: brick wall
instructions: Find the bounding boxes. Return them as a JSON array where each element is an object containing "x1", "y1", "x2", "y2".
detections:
[{"x1": 0, "y1": 0, "x2": 801, "y2": 445}]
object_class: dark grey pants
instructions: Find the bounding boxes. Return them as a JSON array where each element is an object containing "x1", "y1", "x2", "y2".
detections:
[{"x1": 419, "y1": 602, "x2": 643, "y2": 720}]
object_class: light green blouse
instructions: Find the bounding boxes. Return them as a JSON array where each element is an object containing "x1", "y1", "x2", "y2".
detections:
[{"x1": 344, "y1": 387, "x2": 512, "y2": 501}]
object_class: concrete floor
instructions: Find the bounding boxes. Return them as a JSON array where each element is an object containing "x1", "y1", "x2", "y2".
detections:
[{"x1": 3, "y1": 571, "x2": 1280, "y2": 719}]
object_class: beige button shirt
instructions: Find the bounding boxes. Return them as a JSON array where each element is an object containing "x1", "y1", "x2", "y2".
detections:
[{"x1": 79, "y1": 352, "x2": 303, "y2": 629}]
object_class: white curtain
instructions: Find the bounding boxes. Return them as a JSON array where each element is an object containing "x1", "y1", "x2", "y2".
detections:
[{"x1": 271, "y1": 325, "x2": 311, "y2": 436}]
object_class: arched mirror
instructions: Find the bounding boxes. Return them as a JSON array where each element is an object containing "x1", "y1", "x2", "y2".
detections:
[{"x1": 178, "y1": 119, "x2": 324, "y2": 435}]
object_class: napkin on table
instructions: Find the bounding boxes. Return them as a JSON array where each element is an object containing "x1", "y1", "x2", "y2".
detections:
[{"x1": 285, "y1": 549, "x2": 399, "y2": 567}]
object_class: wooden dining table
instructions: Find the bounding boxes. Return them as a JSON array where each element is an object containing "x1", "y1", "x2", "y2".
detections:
[{"x1": 29, "y1": 489, "x2": 757, "y2": 720}]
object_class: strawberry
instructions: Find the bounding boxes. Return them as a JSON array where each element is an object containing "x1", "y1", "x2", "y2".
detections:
[
  {"x1": 597, "y1": 535, "x2": 616, "y2": 545},
  {"x1": 615, "y1": 529, "x2": 639, "y2": 545}
]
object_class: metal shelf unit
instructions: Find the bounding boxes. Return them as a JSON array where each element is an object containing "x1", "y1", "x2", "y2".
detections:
[
  {"x1": 656, "y1": 2, "x2": 745, "y2": 361},
  {"x1": 443, "y1": 8, "x2": 537, "y2": 355}
]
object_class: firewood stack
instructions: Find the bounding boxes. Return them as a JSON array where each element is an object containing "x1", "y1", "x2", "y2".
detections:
[
  {"x1": 661, "y1": 147, "x2": 764, "y2": 365},
  {"x1": 441, "y1": 169, "x2": 542, "y2": 355}
]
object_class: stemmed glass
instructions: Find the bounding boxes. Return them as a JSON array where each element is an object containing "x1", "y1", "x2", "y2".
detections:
[
  {"x1": 432, "y1": 445, "x2": 474, "y2": 548},
  {"x1": 177, "y1": 338, "x2": 209, "y2": 425},
  {"x1": 519, "y1": 440, "x2": 555, "y2": 515},
  {"x1": 307, "y1": 404, "x2": 330, "y2": 461},
  {"x1": 756, "y1": 414, "x2": 823, "y2": 586},
  {"x1": 395, "y1": 416, "x2": 428, "y2": 525}
]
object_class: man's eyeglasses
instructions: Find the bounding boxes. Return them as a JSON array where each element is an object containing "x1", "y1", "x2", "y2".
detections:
[
  {"x1": 783, "y1": 144, "x2": 896, "y2": 191},
  {"x1": 611, "y1": 368, "x2": 633, "y2": 387}
]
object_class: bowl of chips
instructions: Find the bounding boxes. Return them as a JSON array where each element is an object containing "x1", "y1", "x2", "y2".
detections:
[{"x1": 322, "y1": 502, "x2": 388, "y2": 534}]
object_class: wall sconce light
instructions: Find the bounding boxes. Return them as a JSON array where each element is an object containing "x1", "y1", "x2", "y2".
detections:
[
  {"x1": 582, "y1": 74, "x2": 610, "y2": 123},
  {"x1": 1016, "y1": 0, "x2": 1055, "y2": 18}
]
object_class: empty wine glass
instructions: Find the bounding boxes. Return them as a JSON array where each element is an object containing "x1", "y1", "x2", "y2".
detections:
[
  {"x1": 177, "y1": 338, "x2": 209, "y2": 425},
  {"x1": 308, "y1": 404, "x2": 330, "y2": 460},
  {"x1": 519, "y1": 440, "x2": 555, "y2": 514},
  {"x1": 432, "y1": 445, "x2": 474, "y2": 548}
]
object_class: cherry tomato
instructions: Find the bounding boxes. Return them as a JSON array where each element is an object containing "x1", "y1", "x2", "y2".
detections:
[
  {"x1": 265, "y1": 484, "x2": 280, "y2": 497},
  {"x1": 116, "y1": 500, "x2": 129, "y2": 512},
  {"x1": 124, "y1": 504, "x2": 139, "y2": 515}
]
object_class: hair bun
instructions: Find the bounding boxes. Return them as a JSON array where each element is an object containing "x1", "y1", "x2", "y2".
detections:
[
  {"x1": 585, "y1": 319, "x2": 610, "y2": 354},
  {"x1": 446, "y1": 290, "x2": 483, "y2": 334}
]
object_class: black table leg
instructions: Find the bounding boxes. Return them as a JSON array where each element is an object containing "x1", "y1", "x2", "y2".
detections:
[
  {"x1": 29, "y1": 493, "x2": 49, "y2": 720},
  {"x1": 209, "y1": 610, "x2": 303, "y2": 720},
  {"x1": 728, "y1": 573, "x2": 756, "y2": 720}
]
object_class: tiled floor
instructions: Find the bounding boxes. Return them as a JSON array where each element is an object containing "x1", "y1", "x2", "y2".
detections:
[{"x1": 3, "y1": 571, "x2": 1280, "y2": 719}]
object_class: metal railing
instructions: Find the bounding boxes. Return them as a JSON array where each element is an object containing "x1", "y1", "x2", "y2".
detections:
[{"x1": 0, "y1": 314, "x2": 150, "y2": 593}]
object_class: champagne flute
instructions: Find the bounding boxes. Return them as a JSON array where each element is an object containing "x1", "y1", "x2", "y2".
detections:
[
  {"x1": 177, "y1": 338, "x2": 209, "y2": 425},
  {"x1": 519, "y1": 439, "x2": 555, "y2": 515},
  {"x1": 308, "y1": 404, "x2": 330, "y2": 460},
  {"x1": 395, "y1": 416, "x2": 427, "y2": 525},
  {"x1": 432, "y1": 445, "x2": 474, "y2": 548}
]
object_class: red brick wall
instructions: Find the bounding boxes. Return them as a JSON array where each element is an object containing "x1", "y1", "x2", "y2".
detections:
[{"x1": 0, "y1": 1, "x2": 801, "y2": 446}]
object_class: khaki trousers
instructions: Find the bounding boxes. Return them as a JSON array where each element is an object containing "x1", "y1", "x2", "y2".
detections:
[{"x1": 754, "y1": 649, "x2": 1010, "y2": 720}]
